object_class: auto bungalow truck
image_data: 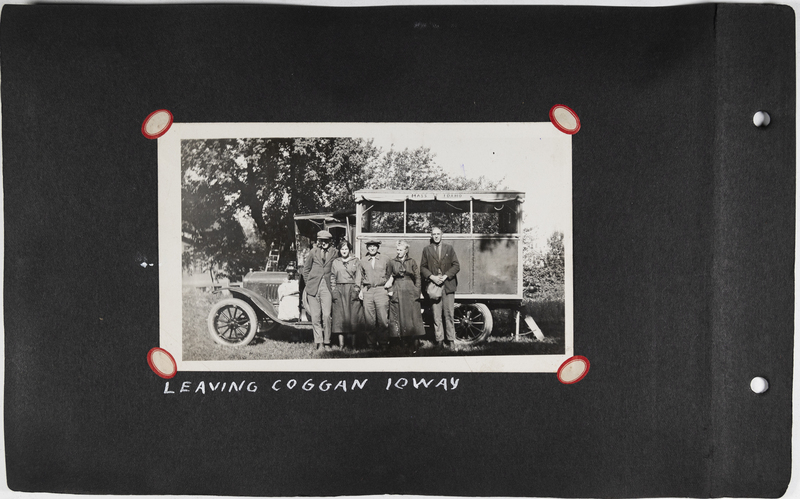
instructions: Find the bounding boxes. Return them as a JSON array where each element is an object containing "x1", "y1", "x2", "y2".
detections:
[
  {"x1": 206, "y1": 189, "x2": 527, "y2": 347},
  {"x1": 354, "y1": 189, "x2": 525, "y2": 344}
]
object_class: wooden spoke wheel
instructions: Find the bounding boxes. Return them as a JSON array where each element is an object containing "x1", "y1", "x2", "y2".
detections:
[
  {"x1": 453, "y1": 303, "x2": 493, "y2": 345},
  {"x1": 207, "y1": 298, "x2": 258, "y2": 346}
]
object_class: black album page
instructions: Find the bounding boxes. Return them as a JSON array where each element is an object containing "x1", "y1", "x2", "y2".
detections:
[{"x1": 2, "y1": 3, "x2": 795, "y2": 497}]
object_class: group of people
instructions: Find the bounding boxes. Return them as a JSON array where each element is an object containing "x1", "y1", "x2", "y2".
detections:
[{"x1": 300, "y1": 227, "x2": 460, "y2": 352}]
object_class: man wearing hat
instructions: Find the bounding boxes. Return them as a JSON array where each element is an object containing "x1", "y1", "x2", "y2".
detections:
[
  {"x1": 358, "y1": 239, "x2": 392, "y2": 349},
  {"x1": 420, "y1": 226, "x2": 460, "y2": 348},
  {"x1": 302, "y1": 230, "x2": 337, "y2": 349}
]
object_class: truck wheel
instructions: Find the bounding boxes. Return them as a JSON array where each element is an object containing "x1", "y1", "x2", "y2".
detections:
[
  {"x1": 454, "y1": 303, "x2": 493, "y2": 345},
  {"x1": 207, "y1": 298, "x2": 258, "y2": 346}
]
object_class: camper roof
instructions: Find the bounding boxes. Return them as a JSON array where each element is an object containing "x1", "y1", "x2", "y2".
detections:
[{"x1": 354, "y1": 190, "x2": 525, "y2": 204}]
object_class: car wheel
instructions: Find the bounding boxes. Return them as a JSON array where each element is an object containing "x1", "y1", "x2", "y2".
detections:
[{"x1": 207, "y1": 298, "x2": 258, "y2": 346}]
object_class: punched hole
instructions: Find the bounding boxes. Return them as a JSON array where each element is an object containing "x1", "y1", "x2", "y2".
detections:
[
  {"x1": 750, "y1": 376, "x2": 769, "y2": 394},
  {"x1": 753, "y1": 111, "x2": 771, "y2": 127}
]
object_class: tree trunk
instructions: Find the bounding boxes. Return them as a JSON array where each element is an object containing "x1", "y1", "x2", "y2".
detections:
[
  {"x1": 208, "y1": 265, "x2": 216, "y2": 285},
  {"x1": 285, "y1": 192, "x2": 298, "y2": 266},
  {"x1": 228, "y1": 172, "x2": 271, "y2": 250}
]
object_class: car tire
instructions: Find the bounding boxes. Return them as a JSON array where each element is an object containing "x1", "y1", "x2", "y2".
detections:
[{"x1": 207, "y1": 298, "x2": 259, "y2": 347}]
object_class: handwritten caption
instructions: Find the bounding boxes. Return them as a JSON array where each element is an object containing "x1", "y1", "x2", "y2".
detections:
[{"x1": 162, "y1": 377, "x2": 460, "y2": 395}]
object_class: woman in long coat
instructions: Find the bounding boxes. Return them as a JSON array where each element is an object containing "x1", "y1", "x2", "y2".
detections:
[
  {"x1": 330, "y1": 241, "x2": 366, "y2": 348},
  {"x1": 388, "y1": 240, "x2": 425, "y2": 350}
]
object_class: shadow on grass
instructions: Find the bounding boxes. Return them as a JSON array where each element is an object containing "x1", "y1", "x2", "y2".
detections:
[
  {"x1": 184, "y1": 286, "x2": 566, "y2": 362},
  {"x1": 192, "y1": 320, "x2": 567, "y2": 361},
  {"x1": 315, "y1": 332, "x2": 565, "y2": 360},
  {"x1": 250, "y1": 327, "x2": 312, "y2": 345}
]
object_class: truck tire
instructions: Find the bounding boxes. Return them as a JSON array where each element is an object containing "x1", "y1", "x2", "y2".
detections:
[{"x1": 454, "y1": 302, "x2": 493, "y2": 345}]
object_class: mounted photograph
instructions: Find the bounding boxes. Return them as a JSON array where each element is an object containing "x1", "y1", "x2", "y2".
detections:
[{"x1": 158, "y1": 122, "x2": 573, "y2": 372}]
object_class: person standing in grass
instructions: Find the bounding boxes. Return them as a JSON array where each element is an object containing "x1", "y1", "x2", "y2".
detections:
[
  {"x1": 420, "y1": 226, "x2": 460, "y2": 348},
  {"x1": 388, "y1": 240, "x2": 425, "y2": 352},
  {"x1": 358, "y1": 239, "x2": 392, "y2": 350},
  {"x1": 302, "y1": 230, "x2": 336, "y2": 350},
  {"x1": 330, "y1": 241, "x2": 365, "y2": 348}
]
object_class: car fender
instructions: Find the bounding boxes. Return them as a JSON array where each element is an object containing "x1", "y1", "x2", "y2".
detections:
[{"x1": 215, "y1": 287, "x2": 279, "y2": 320}]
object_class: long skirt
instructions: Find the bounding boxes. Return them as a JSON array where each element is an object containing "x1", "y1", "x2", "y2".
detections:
[
  {"x1": 332, "y1": 283, "x2": 365, "y2": 333},
  {"x1": 388, "y1": 278, "x2": 425, "y2": 338}
]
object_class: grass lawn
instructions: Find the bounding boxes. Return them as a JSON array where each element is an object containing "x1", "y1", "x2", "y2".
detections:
[{"x1": 183, "y1": 287, "x2": 565, "y2": 362}]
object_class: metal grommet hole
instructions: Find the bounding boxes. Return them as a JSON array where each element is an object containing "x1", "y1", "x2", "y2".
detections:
[
  {"x1": 750, "y1": 376, "x2": 769, "y2": 394},
  {"x1": 753, "y1": 111, "x2": 771, "y2": 127}
]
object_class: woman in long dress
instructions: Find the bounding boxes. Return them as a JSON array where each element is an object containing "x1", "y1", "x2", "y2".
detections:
[
  {"x1": 330, "y1": 241, "x2": 365, "y2": 348},
  {"x1": 388, "y1": 240, "x2": 425, "y2": 351}
]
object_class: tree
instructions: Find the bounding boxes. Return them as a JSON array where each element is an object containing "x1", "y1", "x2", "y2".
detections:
[
  {"x1": 523, "y1": 230, "x2": 565, "y2": 300},
  {"x1": 365, "y1": 147, "x2": 497, "y2": 191},
  {"x1": 363, "y1": 147, "x2": 500, "y2": 233},
  {"x1": 182, "y1": 140, "x2": 502, "y2": 279},
  {"x1": 544, "y1": 231, "x2": 565, "y2": 282},
  {"x1": 181, "y1": 137, "x2": 379, "y2": 278}
]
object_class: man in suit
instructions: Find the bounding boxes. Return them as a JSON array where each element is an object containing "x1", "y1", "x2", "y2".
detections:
[
  {"x1": 420, "y1": 226, "x2": 460, "y2": 347},
  {"x1": 358, "y1": 239, "x2": 392, "y2": 349},
  {"x1": 302, "y1": 230, "x2": 336, "y2": 350}
]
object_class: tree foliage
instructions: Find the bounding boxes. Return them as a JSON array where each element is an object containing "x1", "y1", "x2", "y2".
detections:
[
  {"x1": 362, "y1": 147, "x2": 500, "y2": 234},
  {"x1": 182, "y1": 137, "x2": 379, "y2": 280},
  {"x1": 365, "y1": 147, "x2": 498, "y2": 191},
  {"x1": 182, "y1": 139, "x2": 499, "y2": 280},
  {"x1": 523, "y1": 230, "x2": 565, "y2": 300}
]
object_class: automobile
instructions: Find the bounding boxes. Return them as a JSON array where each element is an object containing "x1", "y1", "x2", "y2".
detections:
[
  {"x1": 206, "y1": 211, "x2": 354, "y2": 346},
  {"x1": 207, "y1": 190, "x2": 528, "y2": 347}
]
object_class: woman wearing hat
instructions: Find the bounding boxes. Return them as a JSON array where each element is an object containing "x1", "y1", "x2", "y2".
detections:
[
  {"x1": 388, "y1": 240, "x2": 425, "y2": 352},
  {"x1": 330, "y1": 240, "x2": 366, "y2": 348}
]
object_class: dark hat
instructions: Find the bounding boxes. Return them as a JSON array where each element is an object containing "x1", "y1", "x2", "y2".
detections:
[
  {"x1": 365, "y1": 239, "x2": 382, "y2": 246},
  {"x1": 316, "y1": 230, "x2": 333, "y2": 240}
]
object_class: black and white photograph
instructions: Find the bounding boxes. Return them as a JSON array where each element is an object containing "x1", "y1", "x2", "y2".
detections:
[
  {"x1": 3, "y1": 2, "x2": 796, "y2": 496},
  {"x1": 160, "y1": 122, "x2": 573, "y2": 372}
]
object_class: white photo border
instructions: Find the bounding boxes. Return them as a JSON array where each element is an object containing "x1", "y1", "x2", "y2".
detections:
[{"x1": 158, "y1": 122, "x2": 573, "y2": 372}]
